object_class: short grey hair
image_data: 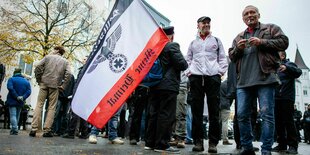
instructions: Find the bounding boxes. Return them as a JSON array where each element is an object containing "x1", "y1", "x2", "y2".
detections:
[{"x1": 243, "y1": 5, "x2": 260, "y2": 15}]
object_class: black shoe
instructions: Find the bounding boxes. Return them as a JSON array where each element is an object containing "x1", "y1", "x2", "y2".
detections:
[
  {"x1": 42, "y1": 132, "x2": 53, "y2": 137},
  {"x1": 271, "y1": 145, "x2": 286, "y2": 152},
  {"x1": 62, "y1": 133, "x2": 75, "y2": 139},
  {"x1": 154, "y1": 147, "x2": 180, "y2": 154},
  {"x1": 239, "y1": 149, "x2": 255, "y2": 155},
  {"x1": 10, "y1": 130, "x2": 18, "y2": 135},
  {"x1": 129, "y1": 139, "x2": 137, "y2": 145},
  {"x1": 286, "y1": 146, "x2": 298, "y2": 154},
  {"x1": 208, "y1": 144, "x2": 217, "y2": 153},
  {"x1": 78, "y1": 134, "x2": 88, "y2": 139},
  {"x1": 192, "y1": 144, "x2": 204, "y2": 152},
  {"x1": 29, "y1": 131, "x2": 36, "y2": 137}
]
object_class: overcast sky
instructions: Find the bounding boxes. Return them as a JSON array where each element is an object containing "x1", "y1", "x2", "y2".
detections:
[{"x1": 144, "y1": 0, "x2": 310, "y2": 67}]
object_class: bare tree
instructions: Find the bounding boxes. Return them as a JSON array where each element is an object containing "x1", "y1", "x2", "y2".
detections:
[{"x1": 0, "y1": 0, "x2": 103, "y2": 64}]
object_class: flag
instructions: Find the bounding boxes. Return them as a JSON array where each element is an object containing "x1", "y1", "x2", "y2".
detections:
[{"x1": 71, "y1": 0, "x2": 169, "y2": 129}]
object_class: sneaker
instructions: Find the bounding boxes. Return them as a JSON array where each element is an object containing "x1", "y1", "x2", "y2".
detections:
[
  {"x1": 144, "y1": 146, "x2": 153, "y2": 150},
  {"x1": 29, "y1": 131, "x2": 36, "y2": 137},
  {"x1": 88, "y1": 135, "x2": 97, "y2": 144},
  {"x1": 78, "y1": 134, "x2": 88, "y2": 139},
  {"x1": 154, "y1": 147, "x2": 180, "y2": 154},
  {"x1": 129, "y1": 139, "x2": 137, "y2": 145},
  {"x1": 62, "y1": 133, "x2": 75, "y2": 139},
  {"x1": 271, "y1": 145, "x2": 286, "y2": 152},
  {"x1": 222, "y1": 140, "x2": 233, "y2": 145},
  {"x1": 176, "y1": 140, "x2": 185, "y2": 148},
  {"x1": 286, "y1": 146, "x2": 298, "y2": 154},
  {"x1": 192, "y1": 144, "x2": 204, "y2": 152},
  {"x1": 208, "y1": 144, "x2": 217, "y2": 153},
  {"x1": 110, "y1": 138, "x2": 124, "y2": 144},
  {"x1": 42, "y1": 132, "x2": 53, "y2": 137}
]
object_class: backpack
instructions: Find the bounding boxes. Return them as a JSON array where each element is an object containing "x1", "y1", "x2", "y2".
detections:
[{"x1": 141, "y1": 58, "x2": 163, "y2": 87}]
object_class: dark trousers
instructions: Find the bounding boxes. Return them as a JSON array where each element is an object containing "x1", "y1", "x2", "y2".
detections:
[
  {"x1": 189, "y1": 75, "x2": 221, "y2": 146},
  {"x1": 52, "y1": 99, "x2": 70, "y2": 135},
  {"x1": 304, "y1": 123, "x2": 310, "y2": 142},
  {"x1": 129, "y1": 86, "x2": 149, "y2": 141},
  {"x1": 18, "y1": 111, "x2": 28, "y2": 130},
  {"x1": 275, "y1": 99, "x2": 298, "y2": 148},
  {"x1": 67, "y1": 110, "x2": 89, "y2": 136},
  {"x1": 145, "y1": 90, "x2": 177, "y2": 150}
]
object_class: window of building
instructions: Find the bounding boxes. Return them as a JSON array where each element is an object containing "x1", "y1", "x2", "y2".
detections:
[
  {"x1": 296, "y1": 85, "x2": 299, "y2": 95},
  {"x1": 304, "y1": 71, "x2": 308, "y2": 79},
  {"x1": 303, "y1": 90, "x2": 308, "y2": 96}
]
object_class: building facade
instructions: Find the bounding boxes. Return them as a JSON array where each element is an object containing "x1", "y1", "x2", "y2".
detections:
[{"x1": 294, "y1": 48, "x2": 310, "y2": 114}]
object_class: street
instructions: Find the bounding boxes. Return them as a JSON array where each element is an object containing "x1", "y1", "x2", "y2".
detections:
[{"x1": 0, "y1": 129, "x2": 308, "y2": 155}]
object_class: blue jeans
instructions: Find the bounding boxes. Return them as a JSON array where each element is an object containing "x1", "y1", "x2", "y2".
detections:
[
  {"x1": 9, "y1": 106, "x2": 22, "y2": 133},
  {"x1": 185, "y1": 104, "x2": 193, "y2": 143},
  {"x1": 90, "y1": 105, "x2": 123, "y2": 141},
  {"x1": 237, "y1": 85, "x2": 275, "y2": 153}
]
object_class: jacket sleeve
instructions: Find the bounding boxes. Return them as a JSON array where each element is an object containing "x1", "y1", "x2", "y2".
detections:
[
  {"x1": 34, "y1": 57, "x2": 46, "y2": 83},
  {"x1": 7, "y1": 78, "x2": 18, "y2": 99},
  {"x1": 60, "y1": 61, "x2": 72, "y2": 89},
  {"x1": 259, "y1": 24, "x2": 289, "y2": 52},
  {"x1": 23, "y1": 80, "x2": 31, "y2": 100},
  {"x1": 228, "y1": 35, "x2": 244, "y2": 63},
  {"x1": 168, "y1": 42, "x2": 188, "y2": 71},
  {"x1": 217, "y1": 38, "x2": 228, "y2": 76},
  {"x1": 284, "y1": 61, "x2": 302, "y2": 79}
]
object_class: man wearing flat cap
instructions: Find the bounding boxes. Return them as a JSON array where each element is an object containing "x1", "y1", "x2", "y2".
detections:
[
  {"x1": 145, "y1": 26, "x2": 188, "y2": 154},
  {"x1": 186, "y1": 16, "x2": 228, "y2": 153}
]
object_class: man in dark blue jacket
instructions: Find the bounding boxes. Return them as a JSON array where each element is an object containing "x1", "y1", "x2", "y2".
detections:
[
  {"x1": 6, "y1": 68, "x2": 31, "y2": 135},
  {"x1": 144, "y1": 26, "x2": 188, "y2": 154},
  {"x1": 272, "y1": 51, "x2": 302, "y2": 154}
]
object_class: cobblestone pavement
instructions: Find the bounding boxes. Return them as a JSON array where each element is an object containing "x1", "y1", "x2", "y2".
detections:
[{"x1": 0, "y1": 129, "x2": 309, "y2": 155}]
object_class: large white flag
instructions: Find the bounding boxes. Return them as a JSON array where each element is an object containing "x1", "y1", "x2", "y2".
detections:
[{"x1": 72, "y1": 0, "x2": 169, "y2": 128}]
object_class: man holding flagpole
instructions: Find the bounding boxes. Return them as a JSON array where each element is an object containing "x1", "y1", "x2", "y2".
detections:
[{"x1": 144, "y1": 26, "x2": 188, "y2": 154}]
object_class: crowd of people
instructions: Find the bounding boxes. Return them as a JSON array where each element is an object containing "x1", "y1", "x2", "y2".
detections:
[{"x1": 1, "y1": 5, "x2": 310, "y2": 155}]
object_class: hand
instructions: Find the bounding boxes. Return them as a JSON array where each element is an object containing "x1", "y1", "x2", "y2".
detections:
[
  {"x1": 58, "y1": 86, "x2": 64, "y2": 92},
  {"x1": 248, "y1": 37, "x2": 261, "y2": 46},
  {"x1": 237, "y1": 39, "x2": 247, "y2": 50},
  {"x1": 17, "y1": 96, "x2": 24, "y2": 101},
  {"x1": 278, "y1": 64, "x2": 287, "y2": 72}
]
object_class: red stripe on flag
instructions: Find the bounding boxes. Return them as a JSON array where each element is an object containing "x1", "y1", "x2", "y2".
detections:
[{"x1": 87, "y1": 28, "x2": 169, "y2": 128}]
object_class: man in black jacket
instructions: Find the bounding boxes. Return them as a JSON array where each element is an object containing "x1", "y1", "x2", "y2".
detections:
[
  {"x1": 303, "y1": 104, "x2": 310, "y2": 144},
  {"x1": 272, "y1": 51, "x2": 302, "y2": 154},
  {"x1": 144, "y1": 26, "x2": 188, "y2": 154}
]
